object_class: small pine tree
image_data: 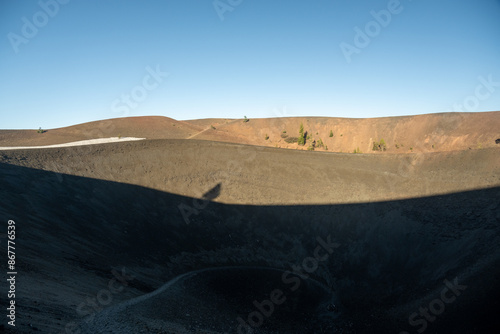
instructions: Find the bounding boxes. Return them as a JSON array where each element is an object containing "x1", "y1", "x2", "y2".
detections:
[
  {"x1": 379, "y1": 139, "x2": 386, "y2": 151},
  {"x1": 372, "y1": 139, "x2": 387, "y2": 151},
  {"x1": 298, "y1": 133, "x2": 305, "y2": 146},
  {"x1": 298, "y1": 123, "x2": 305, "y2": 145},
  {"x1": 329, "y1": 130, "x2": 333, "y2": 137}
]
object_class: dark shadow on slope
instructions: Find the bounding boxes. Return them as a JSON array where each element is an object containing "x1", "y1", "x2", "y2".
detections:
[
  {"x1": 202, "y1": 183, "x2": 221, "y2": 201},
  {"x1": 0, "y1": 163, "x2": 499, "y2": 333}
]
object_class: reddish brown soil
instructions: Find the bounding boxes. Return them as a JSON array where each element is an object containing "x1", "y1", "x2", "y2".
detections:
[
  {"x1": 0, "y1": 113, "x2": 499, "y2": 333},
  {"x1": 2, "y1": 112, "x2": 499, "y2": 153}
]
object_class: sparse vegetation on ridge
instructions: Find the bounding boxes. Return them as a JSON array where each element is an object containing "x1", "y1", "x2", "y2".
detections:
[
  {"x1": 298, "y1": 123, "x2": 305, "y2": 146},
  {"x1": 372, "y1": 139, "x2": 387, "y2": 151}
]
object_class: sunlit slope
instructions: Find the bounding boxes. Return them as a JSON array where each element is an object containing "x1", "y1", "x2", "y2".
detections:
[
  {"x1": 1, "y1": 111, "x2": 499, "y2": 153},
  {"x1": 2, "y1": 139, "x2": 498, "y2": 205}
]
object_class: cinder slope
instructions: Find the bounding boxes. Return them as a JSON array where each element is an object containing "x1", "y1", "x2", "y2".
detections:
[
  {"x1": 0, "y1": 140, "x2": 499, "y2": 333},
  {"x1": 1, "y1": 111, "x2": 499, "y2": 153},
  {"x1": 188, "y1": 112, "x2": 500, "y2": 153},
  {"x1": 0, "y1": 116, "x2": 201, "y2": 147},
  {"x1": 2, "y1": 140, "x2": 499, "y2": 205}
]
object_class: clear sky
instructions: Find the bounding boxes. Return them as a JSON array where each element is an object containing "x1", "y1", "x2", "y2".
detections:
[{"x1": 1, "y1": 0, "x2": 499, "y2": 129}]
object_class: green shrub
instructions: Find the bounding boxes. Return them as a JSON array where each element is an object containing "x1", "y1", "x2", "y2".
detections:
[
  {"x1": 211, "y1": 125, "x2": 216, "y2": 130},
  {"x1": 243, "y1": 116, "x2": 249, "y2": 123},
  {"x1": 329, "y1": 130, "x2": 333, "y2": 137},
  {"x1": 307, "y1": 144, "x2": 314, "y2": 151},
  {"x1": 37, "y1": 127, "x2": 45, "y2": 134},
  {"x1": 317, "y1": 138, "x2": 324, "y2": 148},
  {"x1": 265, "y1": 134, "x2": 269, "y2": 140},
  {"x1": 372, "y1": 138, "x2": 387, "y2": 151},
  {"x1": 353, "y1": 147, "x2": 361, "y2": 154},
  {"x1": 298, "y1": 134, "x2": 305, "y2": 146},
  {"x1": 298, "y1": 123, "x2": 305, "y2": 145}
]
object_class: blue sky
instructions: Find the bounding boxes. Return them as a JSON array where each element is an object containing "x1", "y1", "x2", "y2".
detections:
[{"x1": 1, "y1": 0, "x2": 499, "y2": 129}]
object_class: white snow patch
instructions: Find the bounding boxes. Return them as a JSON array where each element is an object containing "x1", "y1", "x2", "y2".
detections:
[{"x1": 0, "y1": 137, "x2": 146, "y2": 150}]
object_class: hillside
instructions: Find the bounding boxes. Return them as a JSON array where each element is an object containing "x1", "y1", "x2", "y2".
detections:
[
  {"x1": 1, "y1": 111, "x2": 499, "y2": 153},
  {"x1": 0, "y1": 140, "x2": 499, "y2": 333},
  {"x1": 1, "y1": 112, "x2": 499, "y2": 333}
]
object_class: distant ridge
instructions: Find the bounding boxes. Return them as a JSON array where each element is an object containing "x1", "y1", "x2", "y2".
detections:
[{"x1": 1, "y1": 111, "x2": 499, "y2": 153}]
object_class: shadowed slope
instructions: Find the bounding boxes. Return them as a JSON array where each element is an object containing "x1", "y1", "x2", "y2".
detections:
[{"x1": 1, "y1": 162, "x2": 499, "y2": 333}]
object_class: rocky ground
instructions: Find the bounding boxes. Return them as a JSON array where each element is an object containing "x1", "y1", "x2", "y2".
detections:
[{"x1": 0, "y1": 134, "x2": 499, "y2": 333}]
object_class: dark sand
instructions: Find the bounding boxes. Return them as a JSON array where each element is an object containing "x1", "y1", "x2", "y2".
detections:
[{"x1": 0, "y1": 139, "x2": 499, "y2": 333}]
